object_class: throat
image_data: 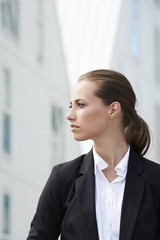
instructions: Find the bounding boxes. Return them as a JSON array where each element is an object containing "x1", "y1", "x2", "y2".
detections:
[{"x1": 102, "y1": 168, "x2": 118, "y2": 183}]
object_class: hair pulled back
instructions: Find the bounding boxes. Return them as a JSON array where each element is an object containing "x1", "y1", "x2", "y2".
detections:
[{"x1": 78, "y1": 69, "x2": 150, "y2": 156}]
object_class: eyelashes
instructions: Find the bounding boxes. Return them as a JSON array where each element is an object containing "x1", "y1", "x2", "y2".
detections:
[
  {"x1": 78, "y1": 103, "x2": 85, "y2": 107},
  {"x1": 69, "y1": 103, "x2": 85, "y2": 109}
]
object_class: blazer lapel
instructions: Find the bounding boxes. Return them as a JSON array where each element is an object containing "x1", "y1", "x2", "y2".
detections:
[
  {"x1": 75, "y1": 150, "x2": 99, "y2": 240},
  {"x1": 120, "y1": 149, "x2": 145, "y2": 240}
]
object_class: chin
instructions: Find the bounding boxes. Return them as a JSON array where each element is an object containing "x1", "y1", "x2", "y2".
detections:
[{"x1": 73, "y1": 135, "x2": 89, "y2": 141}]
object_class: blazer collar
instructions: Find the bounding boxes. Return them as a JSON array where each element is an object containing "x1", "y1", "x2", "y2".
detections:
[
  {"x1": 127, "y1": 147, "x2": 144, "y2": 175},
  {"x1": 79, "y1": 148, "x2": 95, "y2": 174},
  {"x1": 79, "y1": 147, "x2": 143, "y2": 175},
  {"x1": 75, "y1": 149, "x2": 99, "y2": 240}
]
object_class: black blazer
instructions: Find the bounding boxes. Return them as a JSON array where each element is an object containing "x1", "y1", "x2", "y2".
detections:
[{"x1": 27, "y1": 148, "x2": 160, "y2": 240}]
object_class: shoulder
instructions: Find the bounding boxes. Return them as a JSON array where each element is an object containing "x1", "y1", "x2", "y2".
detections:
[
  {"x1": 142, "y1": 156, "x2": 160, "y2": 169},
  {"x1": 141, "y1": 156, "x2": 160, "y2": 179},
  {"x1": 53, "y1": 154, "x2": 86, "y2": 179},
  {"x1": 129, "y1": 148, "x2": 160, "y2": 183},
  {"x1": 138, "y1": 156, "x2": 160, "y2": 197},
  {"x1": 42, "y1": 154, "x2": 87, "y2": 199},
  {"x1": 50, "y1": 154, "x2": 86, "y2": 182},
  {"x1": 132, "y1": 151, "x2": 160, "y2": 193},
  {"x1": 130, "y1": 148, "x2": 160, "y2": 175},
  {"x1": 131, "y1": 149, "x2": 160, "y2": 194}
]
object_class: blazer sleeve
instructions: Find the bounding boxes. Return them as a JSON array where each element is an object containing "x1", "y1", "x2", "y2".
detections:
[{"x1": 26, "y1": 166, "x2": 63, "y2": 240}]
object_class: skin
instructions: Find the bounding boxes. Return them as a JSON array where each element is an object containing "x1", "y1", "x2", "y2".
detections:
[{"x1": 66, "y1": 80, "x2": 128, "y2": 182}]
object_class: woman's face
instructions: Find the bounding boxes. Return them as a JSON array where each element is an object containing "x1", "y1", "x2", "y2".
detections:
[{"x1": 66, "y1": 80, "x2": 110, "y2": 142}]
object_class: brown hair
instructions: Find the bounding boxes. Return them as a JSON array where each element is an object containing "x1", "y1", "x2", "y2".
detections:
[{"x1": 78, "y1": 69, "x2": 151, "y2": 156}]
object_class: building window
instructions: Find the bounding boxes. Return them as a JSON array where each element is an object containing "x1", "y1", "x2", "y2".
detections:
[
  {"x1": 36, "y1": 0, "x2": 44, "y2": 62},
  {"x1": 2, "y1": 113, "x2": 11, "y2": 154},
  {"x1": 130, "y1": 0, "x2": 140, "y2": 59},
  {"x1": 1, "y1": 68, "x2": 12, "y2": 155},
  {"x1": 50, "y1": 105, "x2": 64, "y2": 166},
  {"x1": 2, "y1": 194, "x2": 11, "y2": 235},
  {"x1": 1, "y1": 0, "x2": 19, "y2": 38},
  {"x1": 155, "y1": 0, "x2": 160, "y2": 7},
  {"x1": 3, "y1": 68, "x2": 11, "y2": 107},
  {"x1": 51, "y1": 105, "x2": 63, "y2": 135},
  {"x1": 154, "y1": 27, "x2": 160, "y2": 85},
  {"x1": 51, "y1": 142, "x2": 63, "y2": 166},
  {"x1": 155, "y1": 105, "x2": 160, "y2": 157},
  {"x1": 38, "y1": 0, "x2": 43, "y2": 17},
  {"x1": 36, "y1": 20, "x2": 44, "y2": 62}
]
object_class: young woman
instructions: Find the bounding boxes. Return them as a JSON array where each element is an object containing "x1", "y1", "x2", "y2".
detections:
[{"x1": 27, "y1": 69, "x2": 160, "y2": 240}]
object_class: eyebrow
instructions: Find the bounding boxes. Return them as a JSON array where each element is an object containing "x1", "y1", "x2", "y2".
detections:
[{"x1": 70, "y1": 98, "x2": 86, "y2": 104}]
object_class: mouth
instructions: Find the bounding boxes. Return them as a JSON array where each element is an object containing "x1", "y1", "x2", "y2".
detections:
[{"x1": 70, "y1": 124, "x2": 80, "y2": 132}]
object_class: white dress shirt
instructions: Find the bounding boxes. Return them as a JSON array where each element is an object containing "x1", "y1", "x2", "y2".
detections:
[{"x1": 93, "y1": 146, "x2": 130, "y2": 240}]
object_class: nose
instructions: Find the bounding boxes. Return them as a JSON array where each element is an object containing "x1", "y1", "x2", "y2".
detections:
[{"x1": 66, "y1": 108, "x2": 76, "y2": 121}]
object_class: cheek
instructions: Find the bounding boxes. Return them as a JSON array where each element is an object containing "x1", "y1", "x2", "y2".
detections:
[
  {"x1": 81, "y1": 110, "x2": 97, "y2": 122},
  {"x1": 82, "y1": 109, "x2": 107, "y2": 126}
]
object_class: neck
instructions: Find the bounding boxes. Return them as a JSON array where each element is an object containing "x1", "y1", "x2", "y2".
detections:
[{"x1": 93, "y1": 137, "x2": 128, "y2": 169}]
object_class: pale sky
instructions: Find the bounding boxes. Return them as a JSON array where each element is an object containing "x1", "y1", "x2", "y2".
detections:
[{"x1": 56, "y1": 0, "x2": 122, "y2": 89}]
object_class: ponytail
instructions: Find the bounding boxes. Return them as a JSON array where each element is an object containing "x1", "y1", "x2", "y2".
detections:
[{"x1": 124, "y1": 111, "x2": 151, "y2": 156}]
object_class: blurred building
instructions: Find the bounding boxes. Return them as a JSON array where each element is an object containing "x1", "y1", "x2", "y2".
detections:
[
  {"x1": 56, "y1": 0, "x2": 160, "y2": 162},
  {"x1": 110, "y1": 0, "x2": 160, "y2": 163},
  {"x1": 0, "y1": 0, "x2": 80, "y2": 240}
]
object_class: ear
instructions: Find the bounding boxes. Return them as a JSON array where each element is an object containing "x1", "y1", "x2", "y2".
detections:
[{"x1": 108, "y1": 102, "x2": 121, "y2": 119}]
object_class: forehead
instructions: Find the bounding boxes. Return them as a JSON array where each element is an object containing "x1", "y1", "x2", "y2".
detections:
[{"x1": 71, "y1": 80, "x2": 97, "y2": 100}]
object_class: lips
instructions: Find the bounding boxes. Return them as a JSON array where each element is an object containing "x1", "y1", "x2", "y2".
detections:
[{"x1": 70, "y1": 124, "x2": 80, "y2": 132}]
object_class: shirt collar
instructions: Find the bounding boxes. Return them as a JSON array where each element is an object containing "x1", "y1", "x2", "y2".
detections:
[{"x1": 93, "y1": 146, "x2": 130, "y2": 177}]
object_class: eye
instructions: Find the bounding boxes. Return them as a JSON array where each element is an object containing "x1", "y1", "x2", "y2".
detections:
[{"x1": 77, "y1": 103, "x2": 85, "y2": 108}]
